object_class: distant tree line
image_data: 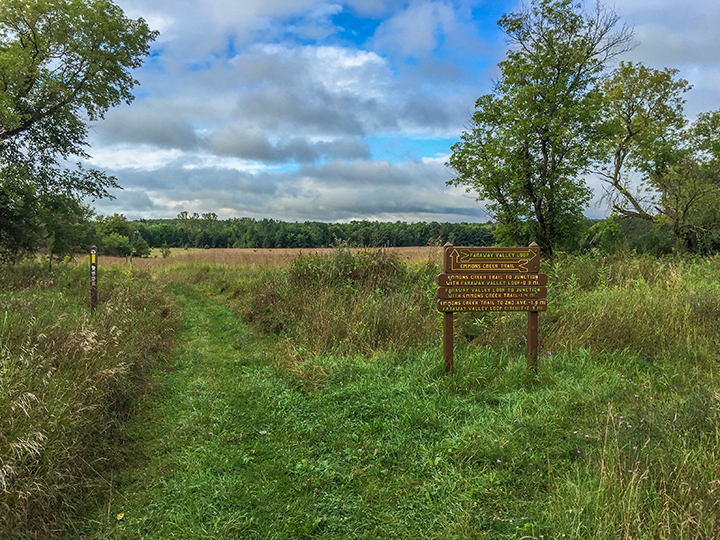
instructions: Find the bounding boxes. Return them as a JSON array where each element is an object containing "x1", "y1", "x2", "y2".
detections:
[
  {"x1": 34, "y1": 209, "x2": 681, "y2": 262},
  {"x1": 124, "y1": 213, "x2": 497, "y2": 252},
  {"x1": 0, "y1": 198, "x2": 689, "y2": 264}
]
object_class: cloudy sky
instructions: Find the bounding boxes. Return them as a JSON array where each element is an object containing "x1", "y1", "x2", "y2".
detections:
[{"x1": 87, "y1": 0, "x2": 720, "y2": 223}]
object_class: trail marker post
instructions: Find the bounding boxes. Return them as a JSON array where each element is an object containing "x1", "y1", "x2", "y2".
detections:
[
  {"x1": 438, "y1": 242, "x2": 547, "y2": 373},
  {"x1": 90, "y1": 246, "x2": 98, "y2": 311}
]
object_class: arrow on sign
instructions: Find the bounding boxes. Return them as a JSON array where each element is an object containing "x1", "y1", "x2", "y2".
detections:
[{"x1": 445, "y1": 246, "x2": 540, "y2": 273}]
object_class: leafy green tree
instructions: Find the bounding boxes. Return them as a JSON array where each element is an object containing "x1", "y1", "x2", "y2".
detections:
[
  {"x1": 596, "y1": 62, "x2": 691, "y2": 220},
  {"x1": 0, "y1": 0, "x2": 157, "y2": 262},
  {"x1": 96, "y1": 213, "x2": 132, "y2": 238},
  {"x1": 599, "y1": 62, "x2": 720, "y2": 252},
  {"x1": 102, "y1": 232, "x2": 132, "y2": 257},
  {"x1": 41, "y1": 195, "x2": 97, "y2": 266},
  {"x1": 447, "y1": 0, "x2": 633, "y2": 253},
  {"x1": 131, "y1": 234, "x2": 151, "y2": 258}
]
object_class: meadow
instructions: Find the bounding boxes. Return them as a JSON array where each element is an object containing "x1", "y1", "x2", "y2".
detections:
[{"x1": 1, "y1": 247, "x2": 719, "y2": 539}]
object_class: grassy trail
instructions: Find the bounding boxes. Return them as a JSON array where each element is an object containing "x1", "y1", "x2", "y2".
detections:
[
  {"x1": 80, "y1": 283, "x2": 294, "y2": 538},
  {"x1": 79, "y1": 282, "x2": 509, "y2": 539}
]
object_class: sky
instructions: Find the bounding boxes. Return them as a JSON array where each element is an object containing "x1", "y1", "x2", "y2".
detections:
[{"x1": 86, "y1": 0, "x2": 720, "y2": 223}]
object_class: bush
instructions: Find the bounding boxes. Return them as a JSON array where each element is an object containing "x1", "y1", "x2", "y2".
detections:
[
  {"x1": 102, "y1": 232, "x2": 132, "y2": 257},
  {"x1": 240, "y1": 248, "x2": 440, "y2": 356}
]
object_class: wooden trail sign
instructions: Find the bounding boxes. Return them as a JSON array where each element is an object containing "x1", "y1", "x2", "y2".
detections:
[
  {"x1": 90, "y1": 246, "x2": 98, "y2": 311},
  {"x1": 438, "y1": 242, "x2": 547, "y2": 374}
]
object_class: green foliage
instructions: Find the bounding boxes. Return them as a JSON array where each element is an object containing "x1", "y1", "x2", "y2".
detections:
[
  {"x1": 131, "y1": 234, "x2": 151, "y2": 258},
  {"x1": 0, "y1": 0, "x2": 157, "y2": 262},
  {"x1": 97, "y1": 214, "x2": 132, "y2": 239},
  {"x1": 102, "y1": 232, "x2": 132, "y2": 257},
  {"x1": 0, "y1": 262, "x2": 177, "y2": 538},
  {"x1": 599, "y1": 62, "x2": 720, "y2": 253},
  {"x1": 127, "y1": 215, "x2": 496, "y2": 250},
  {"x1": 238, "y1": 248, "x2": 440, "y2": 355},
  {"x1": 448, "y1": 0, "x2": 633, "y2": 254}
]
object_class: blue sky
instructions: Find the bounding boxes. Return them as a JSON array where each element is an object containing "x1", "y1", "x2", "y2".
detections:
[{"x1": 86, "y1": 0, "x2": 720, "y2": 223}]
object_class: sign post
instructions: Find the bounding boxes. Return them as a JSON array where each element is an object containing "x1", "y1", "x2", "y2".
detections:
[
  {"x1": 438, "y1": 242, "x2": 547, "y2": 373},
  {"x1": 90, "y1": 246, "x2": 98, "y2": 311}
]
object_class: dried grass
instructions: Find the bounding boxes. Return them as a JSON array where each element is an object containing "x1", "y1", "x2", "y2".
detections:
[{"x1": 99, "y1": 246, "x2": 443, "y2": 271}]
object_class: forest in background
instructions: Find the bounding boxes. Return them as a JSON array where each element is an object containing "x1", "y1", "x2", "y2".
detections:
[{"x1": 37, "y1": 210, "x2": 678, "y2": 260}]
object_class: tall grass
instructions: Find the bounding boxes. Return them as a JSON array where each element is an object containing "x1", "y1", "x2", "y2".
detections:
[{"x1": 0, "y1": 262, "x2": 177, "y2": 539}]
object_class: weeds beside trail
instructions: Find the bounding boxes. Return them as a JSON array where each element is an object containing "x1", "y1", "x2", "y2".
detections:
[{"x1": 0, "y1": 263, "x2": 177, "y2": 539}]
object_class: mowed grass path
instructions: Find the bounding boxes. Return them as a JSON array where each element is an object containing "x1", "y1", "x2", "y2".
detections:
[{"x1": 79, "y1": 278, "x2": 719, "y2": 539}]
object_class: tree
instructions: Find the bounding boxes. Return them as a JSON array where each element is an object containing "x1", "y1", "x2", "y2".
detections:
[
  {"x1": 0, "y1": 0, "x2": 157, "y2": 262},
  {"x1": 96, "y1": 213, "x2": 132, "y2": 238},
  {"x1": 41, "y1": 195, "x2": 97, "y2": 266},
  {"x1": 131, "y1": 233, "x2": 150, "y2": 257},
  {"x1": 102, "y1": 232, "x2": 132, "y2": 257},
  {"x1": 599, "y1": 63, "x2": 720, "y2": 252},
  {"x1": 447, "y1": 0, "x2": 633, "y2": 253},
  {"x1": 596, "y1": 61, "x2": 690, "y2": 221}
]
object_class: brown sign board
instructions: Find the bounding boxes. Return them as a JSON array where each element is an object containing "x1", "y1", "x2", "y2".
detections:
[
  {"x1": 437, "y1": 273, "x2": 547, "y2": 287},
  {"x1": 437, "y1": 298, "x2": 548, "y2": 312},
  {"x1": 437, "y1": 286, "x2": 547, "y2": 300},
  {"x1": 444, "y1": 245, "x2": 540, "y2": 274},
  {"x1": 439, "y1": 242, "x2": 545, "y2": 374}
]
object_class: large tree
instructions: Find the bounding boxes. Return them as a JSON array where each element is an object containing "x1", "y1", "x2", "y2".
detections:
[
  {"x1": 598, "y1": 63, "x2": 720, "y2": 252},
  {"x1": 595, "y1": 61, "x2": 690, "y2": 221},
  {"x1": 0, "y1": 0, "x2": 157, "y2": 262},
  {"x1": 447, "y1": 0, "x2": 633, "y2": 253}
]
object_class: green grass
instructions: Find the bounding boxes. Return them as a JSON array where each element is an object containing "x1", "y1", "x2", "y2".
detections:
[{"x1": 3, "y1": 251, "x2": 719, "y2": 538}]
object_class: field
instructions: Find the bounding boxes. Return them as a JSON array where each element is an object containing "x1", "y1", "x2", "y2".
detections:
[
  {"x1": 1, "y1": 247, "x2": 719, "y2": 539},
  {"x1": 109, "y1": 246, "x2": 444, "y2": 269}
]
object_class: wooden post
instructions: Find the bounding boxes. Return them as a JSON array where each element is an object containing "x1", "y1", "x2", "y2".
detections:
[
  {"x1": 527, "y1": 310, "x2": 538, "y2": 371},
  {"x1": 444, "y1": 312, "x2": 454, "y2": 374},
  {"x1": 526, "y1": 241, "x2": 539, "y2": 371},
  {"x1": 90, "y1": 246, "x2": 98, "y2": 311},
  {"x1": 442, "y1": 242, "x2": 454, "y2": 374}
]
